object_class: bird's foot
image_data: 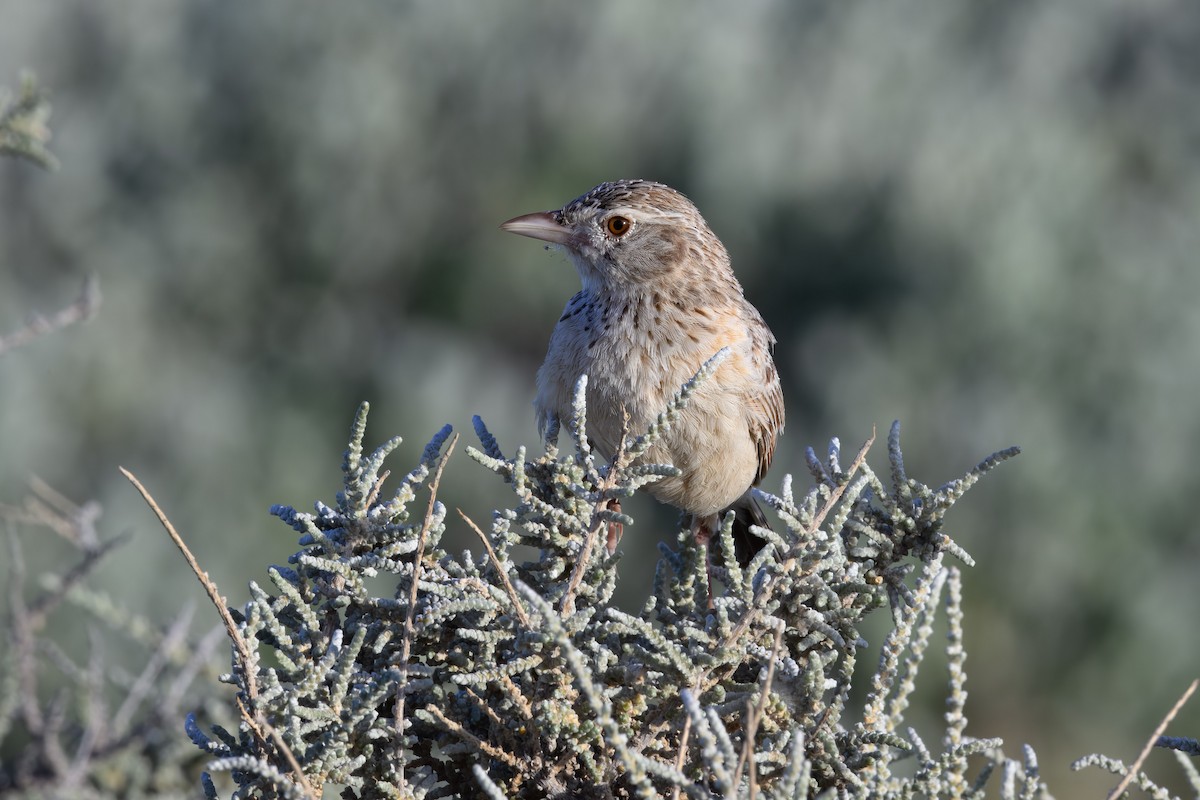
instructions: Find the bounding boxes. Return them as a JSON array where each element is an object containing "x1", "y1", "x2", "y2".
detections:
[
  {"x1": 605, "y1": 498, "x2": 623, "y2": 554},
  {"x1": 691, "y1": 516, "x2": 717, "y2": 610}
]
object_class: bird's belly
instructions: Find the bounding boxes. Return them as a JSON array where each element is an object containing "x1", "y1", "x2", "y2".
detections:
[
  {"x1": 584, "y1": 344, "x2": 759, "y2": 518},
  {"x1": 628, "y1": 390, "x2": 759, "y2": 518},
  {"x1": 536, "y1": 312, "x2": 759, "y2": 518}
]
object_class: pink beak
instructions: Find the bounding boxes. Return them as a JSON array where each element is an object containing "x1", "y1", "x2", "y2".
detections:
[{"x1": 500, "y1": 211, "x2": 574, "y2": 245}]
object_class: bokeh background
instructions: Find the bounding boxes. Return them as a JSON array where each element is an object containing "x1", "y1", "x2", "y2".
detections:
[{"x1": 2, "y1": 1, "x2": 1198, "y2": 794}]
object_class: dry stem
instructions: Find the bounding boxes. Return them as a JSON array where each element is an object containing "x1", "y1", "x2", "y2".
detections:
[
  {"x1": 1108, "y1": 678, "x2": 1198, "y2": 800},
  {"x1": 460, "y1": 508, "x2": 531, "y2": 628},
  {"x1": 0, "y1": 274, "x2": 100, "y2": 357},
  {"x1": 561, "y1": 406, "x2": 631, "y2": 616},
  {"x1": 119, "y1": 467, "x2": 317, "y2": 800},
  {"x1": 394, "y1": 434, "x2": 458, "y2": 790}
]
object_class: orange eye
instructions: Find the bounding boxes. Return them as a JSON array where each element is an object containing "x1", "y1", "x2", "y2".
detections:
[{"x1": 605, "y1": 216, "x2": 631, "y2": 237}]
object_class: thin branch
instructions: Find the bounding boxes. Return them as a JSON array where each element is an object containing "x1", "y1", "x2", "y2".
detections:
[
  {"x1": 237, "y1": 696, "x2": 318, "y2": 800},
  {"x1": 25, "y1": 534, "x2": 128, "y2": 632},
  {"x1": 364, "y1": 469, "x2": 391, "y2": 510},
  {"x1": 463, "y1": 686, "x2": 510, "y2": 732},
  {"x1": 164, "y1": 624, "x2": 226, "y2": 716},
  {"x1": 721, "y1": 430, "x2": 875, "y2": 651},
  {"x1": 733, "y1": 620, "x2": 786, "y2": 796},
  {"x1": 119, "y1": 467, "x2": 318, "y2": 800},
  {"x1": 6, "y1": 532, "x2": 45, "y2": 734},
  {"x1": 118, "y1": 468, "x2": 257, "y2": 704},
  {"x1": 110, "y1": 602, "x2": 194, "y2": 736},
  {"x1": 670, "y1": 697, "x2": 695, "y2": 800},
  {"x1": 426, "y1": 704, "x2": 523, "y2": 769},
  {"x1": 561, "y1": 406, "x2": 631, "y2": 616},
  {"x1": 1108, "y1": 678, "x2": 1198, "y2": 800},
  {"x1": 497, "y1": 673, "x2": 535, "y2": 722},
  {"x1": 559, "y1": 505, "x2": 605, "y2": 617},
  {"x1": 394, "y1": 433, "x2": 459, "y2": 790},
  {"x1": 7, "y1": 475, "x2": 104, "y2": 550},
  {"x1": 0, "y1": 274, "x2": 101, "y2": 357},
  {"x1": 62, "y1": 628, "x2": 106, "y2": 789},
  {"x1": 459, "y1": 508, "x2": 531, "y2": 628}
]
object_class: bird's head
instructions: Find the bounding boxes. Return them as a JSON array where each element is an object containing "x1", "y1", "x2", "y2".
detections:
[{"x1": 501, "y1": 179, "x2": 729, "y2": 294}]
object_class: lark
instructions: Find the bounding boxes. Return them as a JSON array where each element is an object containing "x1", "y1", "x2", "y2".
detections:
[{"x1": 502, "y1": 179, "x2": 785, "y2": 569}]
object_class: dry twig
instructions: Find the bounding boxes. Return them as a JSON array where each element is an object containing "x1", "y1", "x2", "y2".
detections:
[
  {"x1": 0, "y1": 275, "x2": 100, "y2": 357},
  {"x1": 459, "y1": 508, "x2": 531, "y2": 628},
  {"x1": 394, "y1": 433, "x2": 458, "y2": 790},
  {"x1": 733, "y1": 620, "x2": 787, "y2": 795},
  {"x1": 1108, "y1": 678, "x2": 1198, "y2": 800},
  {"x1": 708, "y1": 430, "x2": 875, "y2": 691},
  {"x1": 119, "y1": 467, "x2": 317, "y2": 800},
  {"x1": 561, "y1": 407, "x2": 631, "y2": 616}
]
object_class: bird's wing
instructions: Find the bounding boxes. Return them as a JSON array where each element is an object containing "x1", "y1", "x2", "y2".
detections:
[
  {"x1": 745, "y1": 310, "x2": 785, "y2": 485},
  {"x1": 748, "y1": 371, "x2": 785, "y2": 484}
]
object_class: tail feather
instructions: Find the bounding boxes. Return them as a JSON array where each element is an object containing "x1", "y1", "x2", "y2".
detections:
[{"x1": 729, "y1": 492, "x2": 770, "y2": 567}]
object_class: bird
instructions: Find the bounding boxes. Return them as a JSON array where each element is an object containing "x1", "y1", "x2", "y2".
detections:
[{"x1": 500, "y1": 179, "x2": 784, "y2": 575}]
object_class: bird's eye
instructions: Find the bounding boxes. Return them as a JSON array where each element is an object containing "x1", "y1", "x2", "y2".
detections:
[{"x1": 605, "y1": 216, "x2": 632, "y2": 237}]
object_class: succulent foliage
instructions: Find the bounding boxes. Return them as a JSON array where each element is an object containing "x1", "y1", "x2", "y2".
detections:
[{"x1": 183, "y1": 361, "x2": 1054, "y2": 799}]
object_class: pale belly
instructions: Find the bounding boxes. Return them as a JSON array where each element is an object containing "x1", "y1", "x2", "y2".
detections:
[{"x1": 535, "y1": 317, "x2": 758, "y2": 518}]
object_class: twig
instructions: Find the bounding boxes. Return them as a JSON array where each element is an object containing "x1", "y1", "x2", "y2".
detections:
[
  {"x1": 394, "y1": 434, "x2": 458, "y2": 790},
  {"x1": 498, "y1": 673, "x2": 535, "y2": 722},
  {"x1": 119, "y1": 467, "x2": 318, "y2": 800},
  {"x1": 721, "y1": 430, "x2": 875, "y2": 650},
  {"x1": 237, "y1": 696, "x2": 317, "y2": 799},
  {"x1": 364, "y1": 469, "x2": 391, "y2": 509},
  {"x1": 25, "y1": 534, "x2": 128, "y2": 632},
  {"x1": 0, "y1": 274, "x2": 100, "y2": 357},
  {"x1": 559, "y1": 502, "x2": 606, "y2": 617},
  {"x1": 63, "y1": 628, "x2": 105, "y2": 789},
  {"x1": 459, "y1": 508, "x2": 530, "y2": 627},
  {"x1": 561, "y1": 406, "x2": 631, "y2": 616},
  {"x1": 426, "y1": 704, "x2": 522, "y2": 769},
  {"x1": 733, "y1": 621, "x2": 786, "y2": 795},
  {"x1": 463, "y1": 686, "x2": 510, "y2": 733},
  {"x1": 118, "y1": 468, "x2": 257, "y2": 703},
  {"x1": 17, "y1": 475, "x2": 103, "y2": 550},
  {"x1": 6, "y1": 533, "x2": 45, "y2": 734},
  {"x1": 1108, "y1": 678, "x2": 1198, "y2": 799},
  {"x1": 165, "y1": 624, "x2": 226, "y2": 716},
  {"x1": 110, "y1": 602, "x2": 195, "y2": 736},
  {"x1": 670, "y1": 693, "x2": 696, "y2": 800}
]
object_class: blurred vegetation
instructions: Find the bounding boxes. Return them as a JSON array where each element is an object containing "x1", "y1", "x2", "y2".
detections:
[{"x1": 1, "y1": 1, "x2": 1198, "y2": 795}]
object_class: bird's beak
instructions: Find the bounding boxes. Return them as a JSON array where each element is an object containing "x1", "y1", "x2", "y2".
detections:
[{"x1": 500, "y1": 211, "x2": 573, "y2": 245}]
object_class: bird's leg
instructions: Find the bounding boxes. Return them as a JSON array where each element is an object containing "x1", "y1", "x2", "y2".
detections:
[
  {"x1": 691, "y1": 515, "x2": 717, "y2": 610},
  {"x1": 605, "y1": 406, "x2": 629, "y2": 556},
  {"x1": 605, "y1": 498, "x2": 623, "y2": 554}
]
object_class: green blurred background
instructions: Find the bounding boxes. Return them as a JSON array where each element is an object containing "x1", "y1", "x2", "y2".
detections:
[{"x1": 2, "y1": 1, "x2": 1198, "y2": 793}]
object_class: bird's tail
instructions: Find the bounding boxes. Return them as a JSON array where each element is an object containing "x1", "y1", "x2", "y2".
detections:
[{"x1": 728, "y1": 491, "x2": 770, "y2": 567}]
